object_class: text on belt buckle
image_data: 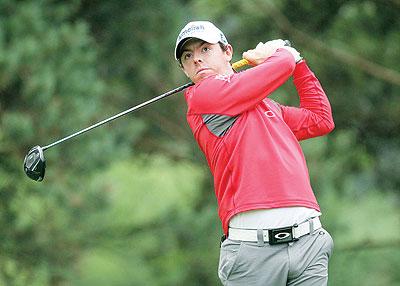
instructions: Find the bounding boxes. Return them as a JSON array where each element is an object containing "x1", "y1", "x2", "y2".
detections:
[{"x1": 268, "y1": 225, "x2": 298, "y2": 245}]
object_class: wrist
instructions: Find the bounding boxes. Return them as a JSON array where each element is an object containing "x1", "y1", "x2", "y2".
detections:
[
  {"x1": 281, "y1": 46, "x2": 302, "y2": 64},
  {"x1": 292, "y1": 60, "x2": 311, "y2": 78}
]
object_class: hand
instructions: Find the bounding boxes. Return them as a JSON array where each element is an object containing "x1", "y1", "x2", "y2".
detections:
[
  {"x1": 265, "y1": 39, "x2": 287, "y2": 50},
  {"x1": 242, "y1": 39, "x2": 286, "y2": 66},
  {"x1": 281, "y1": 46, "x2": 303, "y2": 63}
]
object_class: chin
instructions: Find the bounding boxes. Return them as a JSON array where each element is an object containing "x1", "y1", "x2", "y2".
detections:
[
  {"x1": 192, "y1": 75, "x2": 204, "y2": 83},
  {"x1": 196, "y1": 73, "x2": 216, "y2": 83}
]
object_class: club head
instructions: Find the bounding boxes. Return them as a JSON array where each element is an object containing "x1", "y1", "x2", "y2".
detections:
[{"x1": 23, "y1": 146, "x2": 46, "y2": 181}]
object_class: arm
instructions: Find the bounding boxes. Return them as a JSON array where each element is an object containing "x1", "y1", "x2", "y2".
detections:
[
  {"x1": 187, "y1": 49, "x2": 296, "y2": 116},
  {"x1": 280, "y1": 61, "x2": 335, "y2": 140}
]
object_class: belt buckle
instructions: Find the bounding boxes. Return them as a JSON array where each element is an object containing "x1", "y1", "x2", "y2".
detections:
[{"x1": 268, "y1": 224, "x2": 298, "y2": 245}]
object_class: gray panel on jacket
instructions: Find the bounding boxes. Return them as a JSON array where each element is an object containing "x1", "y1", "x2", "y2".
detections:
[{"x1": 202, "y1": 114, "x2": 238, "y2": 137}]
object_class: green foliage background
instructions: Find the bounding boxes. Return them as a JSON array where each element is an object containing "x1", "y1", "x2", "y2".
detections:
[{"x1": 1, "y1": 0, "x2": 399, "y2": 285}]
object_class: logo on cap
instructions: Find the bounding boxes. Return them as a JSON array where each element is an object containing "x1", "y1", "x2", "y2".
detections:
[{"x1": 178, "y1": 24, "x2": 205, "y2": 42}]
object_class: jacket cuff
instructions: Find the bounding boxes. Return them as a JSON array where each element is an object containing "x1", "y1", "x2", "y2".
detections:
[{"x1": 293, "y1": 60, "x2": 312, "y2": 78}]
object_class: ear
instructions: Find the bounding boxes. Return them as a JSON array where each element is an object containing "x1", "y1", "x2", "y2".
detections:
[{"x1": 224, "y1": 44, "x2": 233, "y2": 62}]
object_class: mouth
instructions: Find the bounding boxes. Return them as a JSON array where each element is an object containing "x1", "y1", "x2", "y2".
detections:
[{"x1": 196, "y1": 68, "x2": 211, "y2": 75}]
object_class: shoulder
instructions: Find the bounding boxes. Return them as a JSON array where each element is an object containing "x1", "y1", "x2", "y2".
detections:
[{"x1": 185, "y1": 74, "x2": 233, "y2": 99}]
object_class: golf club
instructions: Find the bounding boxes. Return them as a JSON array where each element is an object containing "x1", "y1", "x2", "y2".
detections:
[
  {"x1": 23, "y1": 40, "x2": 291, "y2": 181},
  {"x1": 23, "y1": 82, "x2": 193, "y2": 181}
]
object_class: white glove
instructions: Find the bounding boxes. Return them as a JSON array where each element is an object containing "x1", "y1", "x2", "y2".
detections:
[
  {"x1": 243, "y1": 39, "x2": 301, "y2": 66},
  {"x1": 281, "y1": 46, "x2": 303, "y2": 63},
  {"x1": 243, "y1": 42, "x2": 279, "y2": 66},
  {"x1": 264, "y1": 39, "x2": 286, "y2": 50}
]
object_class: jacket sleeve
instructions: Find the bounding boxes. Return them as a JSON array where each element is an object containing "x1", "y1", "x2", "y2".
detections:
[
  {"x1": 187, "y1": 49, "x2": 296, "y2": 116},
  {"x1": 280, "y1": 61, "x2": 335, "y2": 140}
]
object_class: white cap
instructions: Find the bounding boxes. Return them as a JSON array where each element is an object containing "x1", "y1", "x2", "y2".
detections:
[{"x1": 175, "y1": 21, "x2": 228, "y2": 60}]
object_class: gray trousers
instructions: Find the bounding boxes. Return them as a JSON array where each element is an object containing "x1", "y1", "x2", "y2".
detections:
[{"x1": 218, "y1": 228, "x2": 334, "y2": 286}]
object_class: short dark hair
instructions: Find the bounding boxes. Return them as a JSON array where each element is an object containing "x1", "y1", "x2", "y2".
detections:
[{"x1": 178, "y1": 42, "x2": 229, "y2": 66}]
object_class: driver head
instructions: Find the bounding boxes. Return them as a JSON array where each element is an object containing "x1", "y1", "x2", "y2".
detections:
[{"x1": 23, "y1": 146, "x2": 46, "y2": 181}]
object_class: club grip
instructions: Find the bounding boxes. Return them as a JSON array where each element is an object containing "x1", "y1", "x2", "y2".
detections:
[
  {"x1": 231, "y1": 40, "x2": 291, "y2": 70},
  {"x1": 231, "y1": 59, "x2": 249, "y2": 70}
]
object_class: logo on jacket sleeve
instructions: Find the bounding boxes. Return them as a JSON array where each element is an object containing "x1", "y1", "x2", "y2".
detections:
[{"x1": 215, "y1": 74, "x2": 232, "y2": 83}]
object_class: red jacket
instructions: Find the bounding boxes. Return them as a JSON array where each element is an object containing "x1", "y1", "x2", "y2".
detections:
[{"x1": 184, "y1": 49, "x2": 334, "y2": 234}]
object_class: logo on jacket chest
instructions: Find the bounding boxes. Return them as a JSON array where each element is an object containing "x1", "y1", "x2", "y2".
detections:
[
  {"x1": 263, "y1": 103, "x2": 277, "y2": 119},
  {"x1": 264, "y1": 110, "x2": 276, "y2": 118}
]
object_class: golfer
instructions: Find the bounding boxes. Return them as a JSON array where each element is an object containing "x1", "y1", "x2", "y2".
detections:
[{"x1": 175, "y1": 21, "x2": 335, "y2": 285}]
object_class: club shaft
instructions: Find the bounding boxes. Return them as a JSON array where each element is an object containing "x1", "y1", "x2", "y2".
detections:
[
  {"x1": 41, "y1": 41, "x2": 292, "y2": 151},
  {"x1": 42, "y1": 82, "x2": 194, "y2": 151}
]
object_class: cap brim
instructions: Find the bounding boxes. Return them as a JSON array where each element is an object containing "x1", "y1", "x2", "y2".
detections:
[{"x1": 175, "y1": 38, "x2": 194, "y2": 60}]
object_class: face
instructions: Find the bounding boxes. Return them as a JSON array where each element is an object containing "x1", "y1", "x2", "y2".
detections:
[{"x1": 180, "y1": 39, "x2": 233, "y2": 83}]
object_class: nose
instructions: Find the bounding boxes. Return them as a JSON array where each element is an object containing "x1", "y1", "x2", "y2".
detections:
[{"x1": 193, "y1": 52, "x2": 203, "y2": 64}]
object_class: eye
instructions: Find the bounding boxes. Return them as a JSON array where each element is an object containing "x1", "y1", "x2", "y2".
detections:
[
  {"x1": 181, "y1": 52, "x2": 192, "y2": 61},
  {"x1": 202, "y1": 46, "x2": 210, "y2": 52}
]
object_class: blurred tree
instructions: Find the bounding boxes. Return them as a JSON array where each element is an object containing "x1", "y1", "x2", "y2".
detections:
[
  {"x1": 1, "y1": 0, "x2": 399, "y2": 285},
  {"x1": 76, "y1": 0, "x2": 196, "y2": 160},
  {"x1": 70, "y1": 156, "x2": 215, "y2": 286},
  {"x1": 0, "y1": 0, "x2": 142, "y2": 284}
]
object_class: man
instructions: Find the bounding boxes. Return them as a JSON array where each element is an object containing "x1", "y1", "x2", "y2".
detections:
[{"x1": 175, "y1": 20, "x2": 335, "y2": 285}]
